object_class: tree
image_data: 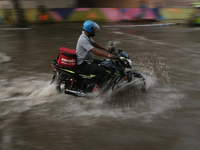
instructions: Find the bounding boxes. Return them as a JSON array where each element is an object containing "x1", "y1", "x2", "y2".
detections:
[{"x1": 12, "y1": 0, "x2": 27, "y2": 27}]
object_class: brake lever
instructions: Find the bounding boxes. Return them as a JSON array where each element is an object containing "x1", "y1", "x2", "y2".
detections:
[
  {"x1": 108, "y1": 47, "x2": 115, "y2": 53},
  {"x1": 108, "y1": 47, "x2": 119, "y2": 58},
  {"x1": 112, "y1": 51, "x2": 118, "y2": 56}
]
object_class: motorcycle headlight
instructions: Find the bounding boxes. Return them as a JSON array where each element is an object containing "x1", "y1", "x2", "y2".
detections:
[{"x1": 127, "y1": 59, "x2": 132, "y2": 65}]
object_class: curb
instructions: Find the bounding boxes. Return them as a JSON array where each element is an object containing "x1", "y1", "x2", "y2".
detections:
[
  {"x1": 0, "y1": 28, "x2": 31, "y2": 31},
  {"x1": 102, "y1": 23, "x2": 177, "y2": 28}
]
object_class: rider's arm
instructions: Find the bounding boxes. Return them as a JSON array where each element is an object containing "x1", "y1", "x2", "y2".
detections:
[
  {"x1": 90, "y1": 48, "x2": 115, "y2": 58},
  {"x1": 90, "y1": 48, "x2": 108, "y2": 57},
  {"x1": 92, "y1": 42, "x2": 109, "y2": 52}
]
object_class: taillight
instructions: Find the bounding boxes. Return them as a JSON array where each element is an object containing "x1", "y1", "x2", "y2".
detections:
[{"x1": 51, "y1": 64, "x2": 57, "y2": 71}]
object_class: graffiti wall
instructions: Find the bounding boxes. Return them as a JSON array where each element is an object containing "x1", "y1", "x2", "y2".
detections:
[
  {"x1": 40, "y1": 8, "x2": 161, "y2": 22},
  {"x1": 45, "y1": 8, "x2": 192, "y2": 22},
  {"x1": 0, "y1": 7, "x2": 194, "y2": 25}
]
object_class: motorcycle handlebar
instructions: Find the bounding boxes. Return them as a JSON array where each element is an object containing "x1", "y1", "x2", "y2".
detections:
[
  {"x1": 108, "y1": 47, "x2": 120, "y2": 58},
  {"x1": 108, "y1": 47, "x2": 115, "y2": 53}
]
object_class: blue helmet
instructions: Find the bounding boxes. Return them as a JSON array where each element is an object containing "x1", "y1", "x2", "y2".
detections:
[{"x1": 83, "y1": 20, "x2": 100, "y2": 33}]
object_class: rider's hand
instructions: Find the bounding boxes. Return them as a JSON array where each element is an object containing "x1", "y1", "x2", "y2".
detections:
[{"x1": 107, "y1": 54, "x2": 116, "y2": 59}]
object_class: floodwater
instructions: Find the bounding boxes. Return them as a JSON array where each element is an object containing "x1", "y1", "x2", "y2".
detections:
[{"x1": 0, "y1": 23, "x2": 200, "y2": 150}]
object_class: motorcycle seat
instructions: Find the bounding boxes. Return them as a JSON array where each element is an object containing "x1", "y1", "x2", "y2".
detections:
[{"x1": 52, "y1": 60, "x2": 95, "y2": 76}]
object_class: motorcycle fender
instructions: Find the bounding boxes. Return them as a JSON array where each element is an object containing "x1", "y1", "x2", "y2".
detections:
[
  {"x1": 126, "y1": 71, "x2": 142, "y2": 82},
  {"x1": 50, "y1": 71, "x2": 59, "y2": 84}
]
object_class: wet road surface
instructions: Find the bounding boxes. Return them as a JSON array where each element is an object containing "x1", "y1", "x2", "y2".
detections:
[{"x1": 0, "y1": 23, "x2": 200, "y2": 150}]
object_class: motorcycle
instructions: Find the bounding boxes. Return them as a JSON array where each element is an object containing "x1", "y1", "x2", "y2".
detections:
[{"x1": 50, "y1": 41, "x2": 146, "y2": 97}]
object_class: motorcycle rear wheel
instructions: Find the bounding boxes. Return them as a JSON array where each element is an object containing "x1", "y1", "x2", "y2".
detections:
[{"x1": 56, "y1": 74, "x2": 71, "y2": 93}]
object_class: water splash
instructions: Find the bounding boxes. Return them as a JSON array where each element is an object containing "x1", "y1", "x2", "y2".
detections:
[
  {"x1": 0, "y1": 52, "x2": 11, "y2": 64},
  {"x1": 0, "y1": 32, "x2": 183, "y2": 122},
  {"x1": 0, "y1": 75, "x2": 62, "y2": 116}
]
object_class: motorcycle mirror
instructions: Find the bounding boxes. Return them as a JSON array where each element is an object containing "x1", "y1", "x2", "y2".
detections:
[{"x1": 109, "y1": 41, "x2": 113, "y2": 46}]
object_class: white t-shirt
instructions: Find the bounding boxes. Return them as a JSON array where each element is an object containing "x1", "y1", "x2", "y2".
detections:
[{"x1": 76, "y1": 31, "x2": 94, "y2": 65}]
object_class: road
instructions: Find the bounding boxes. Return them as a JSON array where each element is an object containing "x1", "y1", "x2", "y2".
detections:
[{"x1": 0, "y1": 23, "x2": 200, "y2": 150}]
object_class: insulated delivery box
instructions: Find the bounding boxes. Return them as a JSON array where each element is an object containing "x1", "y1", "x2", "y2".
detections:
[{"x1": 57, "y1": 47, "x2": 77, "y2": 69}]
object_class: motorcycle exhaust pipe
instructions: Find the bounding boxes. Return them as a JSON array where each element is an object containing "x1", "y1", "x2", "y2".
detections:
[{"x1": 65, "y1": 89, "x2": 86, "y2": 97}]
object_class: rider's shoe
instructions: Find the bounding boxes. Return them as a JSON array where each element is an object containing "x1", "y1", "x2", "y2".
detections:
[
  {"x1": 92, "y1": 84, "x2": 100, "y2": 93},
  {"x1": 92, "y1": 85, "x2": 105, "y2": 97}
]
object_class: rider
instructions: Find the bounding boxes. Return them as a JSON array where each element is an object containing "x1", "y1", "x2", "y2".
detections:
[{"x1": 76, "y1": 20, "x2": 115, "y2": 93}]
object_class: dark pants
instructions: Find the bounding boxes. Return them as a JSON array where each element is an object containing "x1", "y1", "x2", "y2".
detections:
[{"x1": 78, "y1": 59, "x2": 107, "y2": 85}]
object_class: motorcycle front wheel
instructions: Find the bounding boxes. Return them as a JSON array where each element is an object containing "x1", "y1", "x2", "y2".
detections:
[{"x1": 132, "y1": 74, "x2": 146, "y2": 92}]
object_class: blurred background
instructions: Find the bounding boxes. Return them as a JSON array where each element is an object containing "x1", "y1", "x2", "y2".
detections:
[{"x1": 0, "y1": 0, "x2": 199, "y2": 27}]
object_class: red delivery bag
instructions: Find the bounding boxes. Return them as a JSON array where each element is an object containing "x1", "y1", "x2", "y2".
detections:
[{"x1": 57, "y1": 47, "x2": 77, "y2": 69}]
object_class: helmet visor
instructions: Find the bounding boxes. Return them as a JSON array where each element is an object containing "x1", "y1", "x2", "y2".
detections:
[{"x1": 93, "y1": 22, "x2": 100, "y2": 30}]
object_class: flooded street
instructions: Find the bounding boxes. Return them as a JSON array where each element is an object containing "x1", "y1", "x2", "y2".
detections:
[{"x1": 0, "y1": 23, "x2": 200, "y2": 150}]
